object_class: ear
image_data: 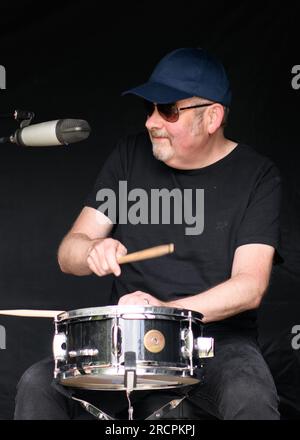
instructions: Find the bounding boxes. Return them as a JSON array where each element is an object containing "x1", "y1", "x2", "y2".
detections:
[{"x1": 206, "y1": 104, "x2": 224, "y2": 134}]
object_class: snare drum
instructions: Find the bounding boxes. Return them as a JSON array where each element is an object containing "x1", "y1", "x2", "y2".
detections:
[{"x1": 53, "y1": 305, "x2": 205, "y2": 390}]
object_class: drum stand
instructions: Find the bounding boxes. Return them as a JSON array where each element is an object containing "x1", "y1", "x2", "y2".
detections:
[
  {"x1": 71, "y1": 391, "x2": 187, "y2": 421},
  {"x1": 66, "y1": 351, "x2": 189, "y2": 421},
  {"x1": 71, "y1": 393, "x2": 186, "y2": 420}
]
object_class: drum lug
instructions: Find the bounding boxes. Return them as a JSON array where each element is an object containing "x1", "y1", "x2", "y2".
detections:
[
  {"x1": 112, "y1": 321, "x2": 122, "y2": 359},
  {"x1": 53, "y1": 332, "x2": 67, "y2": 361},
  {"x1": 180, "y1": 328, "x2": 194, "y2": 358},
  {"x1": 180, "y1": 311, "x2": 194, "y2": 374}
]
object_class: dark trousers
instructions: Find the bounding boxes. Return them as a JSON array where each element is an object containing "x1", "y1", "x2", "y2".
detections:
[{"x1": 14, "y1": 333, "x2": 280, "y2": 420}]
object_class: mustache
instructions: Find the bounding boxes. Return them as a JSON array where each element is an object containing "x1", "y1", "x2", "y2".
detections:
[{"x1": 149, "y1": 130, "x2": 170, "y2": 139}]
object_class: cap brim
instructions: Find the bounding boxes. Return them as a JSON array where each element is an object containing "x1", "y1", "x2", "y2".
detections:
[{"x1": 122, "y1": 81, "x2": 193, "y2": 104}]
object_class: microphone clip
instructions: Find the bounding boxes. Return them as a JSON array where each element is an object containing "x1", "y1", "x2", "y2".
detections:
[
  {"x1": 14, "y1": 109, "x2": 35, "y2": 128},
  {"x1": 0, "y1": 109, "x2": 35, "y2": 144}
]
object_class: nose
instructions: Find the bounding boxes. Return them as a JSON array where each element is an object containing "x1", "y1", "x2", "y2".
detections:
[{"x1": 145, "y1": 106, "x2": 164, "y2": 130}]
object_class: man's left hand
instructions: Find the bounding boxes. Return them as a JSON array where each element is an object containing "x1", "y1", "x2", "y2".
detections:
[{"x1": 118, "y1": 291, "x2": 166, "y2": 306}]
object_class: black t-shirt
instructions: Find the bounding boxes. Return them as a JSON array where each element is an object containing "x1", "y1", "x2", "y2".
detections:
[{"x1": 85, "y1": 132, "x2": 281, "y2": 333}]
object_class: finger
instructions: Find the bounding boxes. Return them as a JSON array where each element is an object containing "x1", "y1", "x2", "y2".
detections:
[
  {"x1": 118, "y1": 294, "x2": 130, "y2": 305},
  {"x1": 118, "y1": 292, "x2": 150, "y2": 306},
  {"x1": 120, "y1": 297, "x2": 143, "y2": 305},
  {"x1": 92, "y1": 244, "x2": 110, "y2": 272},
  {"x1": 116, "y1": 243, "x2": 127, "y2": 258},
  {"x1": 134, "y1": 291, "x2": 150, "y2": 303},
  {"x1": 118, "y1": 293, "x2": 139, "y2": 305},
  {"x1": 105, "y1": 242, "x2": 123, "y2": 276},
  {"x1": 136, "y1": 291, "x2": 148, "y2": 297},
  {"x1": 87, "y1": 254, "x2": 103, "y2": 276},
  {"x1": 88, "y1": 246, "x2": 108, "y2": 274}
]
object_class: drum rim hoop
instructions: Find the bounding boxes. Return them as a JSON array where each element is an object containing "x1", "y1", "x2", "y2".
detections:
[{"x1": 55, "y1": 305, "x2": 203, "y2": 323}]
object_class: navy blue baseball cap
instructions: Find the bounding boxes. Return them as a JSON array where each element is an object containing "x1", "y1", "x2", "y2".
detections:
[{"x1": 122, "y1": 47, "x2": 232, "y2": 107}]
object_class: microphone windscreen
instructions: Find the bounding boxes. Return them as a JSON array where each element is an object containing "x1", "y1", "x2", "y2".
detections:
[{"x1": 56, "y1": 119, "x2": 91, "y2": 144}]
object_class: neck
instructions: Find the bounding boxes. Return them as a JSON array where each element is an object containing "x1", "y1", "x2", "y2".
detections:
[{"x1": 166, "y1": 131, "x2": 237, "y2": 170}]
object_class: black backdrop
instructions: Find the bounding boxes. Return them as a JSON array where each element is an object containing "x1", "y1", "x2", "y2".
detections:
[{"x1": 0, "y1": 1, "x2": 299, "y2": 420}]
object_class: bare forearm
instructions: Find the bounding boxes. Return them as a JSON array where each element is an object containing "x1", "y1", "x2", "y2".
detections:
[
  {"x1": 168, "y1": 273, "x2": 266, "y2": 323},
  {"x1": 58, "y1": 233, "x2": 102, "y2": 275}
]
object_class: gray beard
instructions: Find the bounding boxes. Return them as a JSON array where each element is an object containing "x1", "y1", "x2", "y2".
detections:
[{"x1": 152, "y1": 142, "x2": 175, "y2": 162}]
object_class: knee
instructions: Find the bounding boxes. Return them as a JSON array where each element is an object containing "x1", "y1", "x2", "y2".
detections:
[
  {"x1": 221, "y1": 379, "x2": 280, "y2": 420},
  {"x1": 16, "y1": 358, "x2": 54, "y2": 395}
]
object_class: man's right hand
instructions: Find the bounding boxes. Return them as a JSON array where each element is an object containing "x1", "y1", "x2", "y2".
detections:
[{"x1": 86, "y1": 238, "x2": 127, "y2": 277}]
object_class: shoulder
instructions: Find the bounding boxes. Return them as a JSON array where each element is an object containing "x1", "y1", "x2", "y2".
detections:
[{"x1": 235, "y1": 143, "x2": 281, "y2": 180}]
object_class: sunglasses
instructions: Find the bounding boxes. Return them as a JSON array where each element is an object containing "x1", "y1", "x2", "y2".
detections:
[{"x1": 144, "y1": 100, "x2": 214, "y2": 123}]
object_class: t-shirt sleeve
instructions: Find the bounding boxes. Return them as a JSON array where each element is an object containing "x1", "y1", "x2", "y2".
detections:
[
  {"x1": 84, "y1": 138, "x2": 128, "y2": 222},
  {"x1": 235, "y1": 161, "x2": 282, "y2": 251}
]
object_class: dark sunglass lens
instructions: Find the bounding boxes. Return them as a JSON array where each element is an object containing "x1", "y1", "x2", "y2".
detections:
[
  {"x1": 157, "y1": 103, "x2": 178, "y2": 122},
  {"x1": 144, "y1": 100, "x2": 155, "y2": 116}
]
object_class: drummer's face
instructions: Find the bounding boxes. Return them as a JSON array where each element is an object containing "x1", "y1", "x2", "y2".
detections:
[{"x1": 145, "y1": 97, "x2": 210, "y2": 170}]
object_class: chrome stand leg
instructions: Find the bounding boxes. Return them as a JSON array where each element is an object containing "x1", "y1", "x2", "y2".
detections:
[
  {"x1": 145, "y1": 396, "x2": 186, "y2": 420},
  {"x1": 71, "y1": 396, "x2": 115, "y2": 420}
]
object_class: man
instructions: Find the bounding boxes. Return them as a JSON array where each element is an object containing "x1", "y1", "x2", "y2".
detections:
[{"x1": 14, "y1": 48, "x2": 281, "y2": 420}]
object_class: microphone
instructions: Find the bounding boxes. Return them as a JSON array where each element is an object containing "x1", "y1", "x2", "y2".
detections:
[{"x1": 10, "y1": 119, "x2": 91, "y2": 147}]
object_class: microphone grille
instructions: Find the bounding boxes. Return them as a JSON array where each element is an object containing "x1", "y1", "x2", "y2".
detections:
[{"x1": 56, "y1": 119, "x2": 91, "y2": 144}]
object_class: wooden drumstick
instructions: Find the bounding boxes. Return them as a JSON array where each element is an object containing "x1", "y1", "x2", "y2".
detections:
[
  {"x1": 0, "y1": 309, "x2": 65, "y2": 318},
  {"x1": 117, "y1": 243, "x2": 174, "y2": 265}
]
